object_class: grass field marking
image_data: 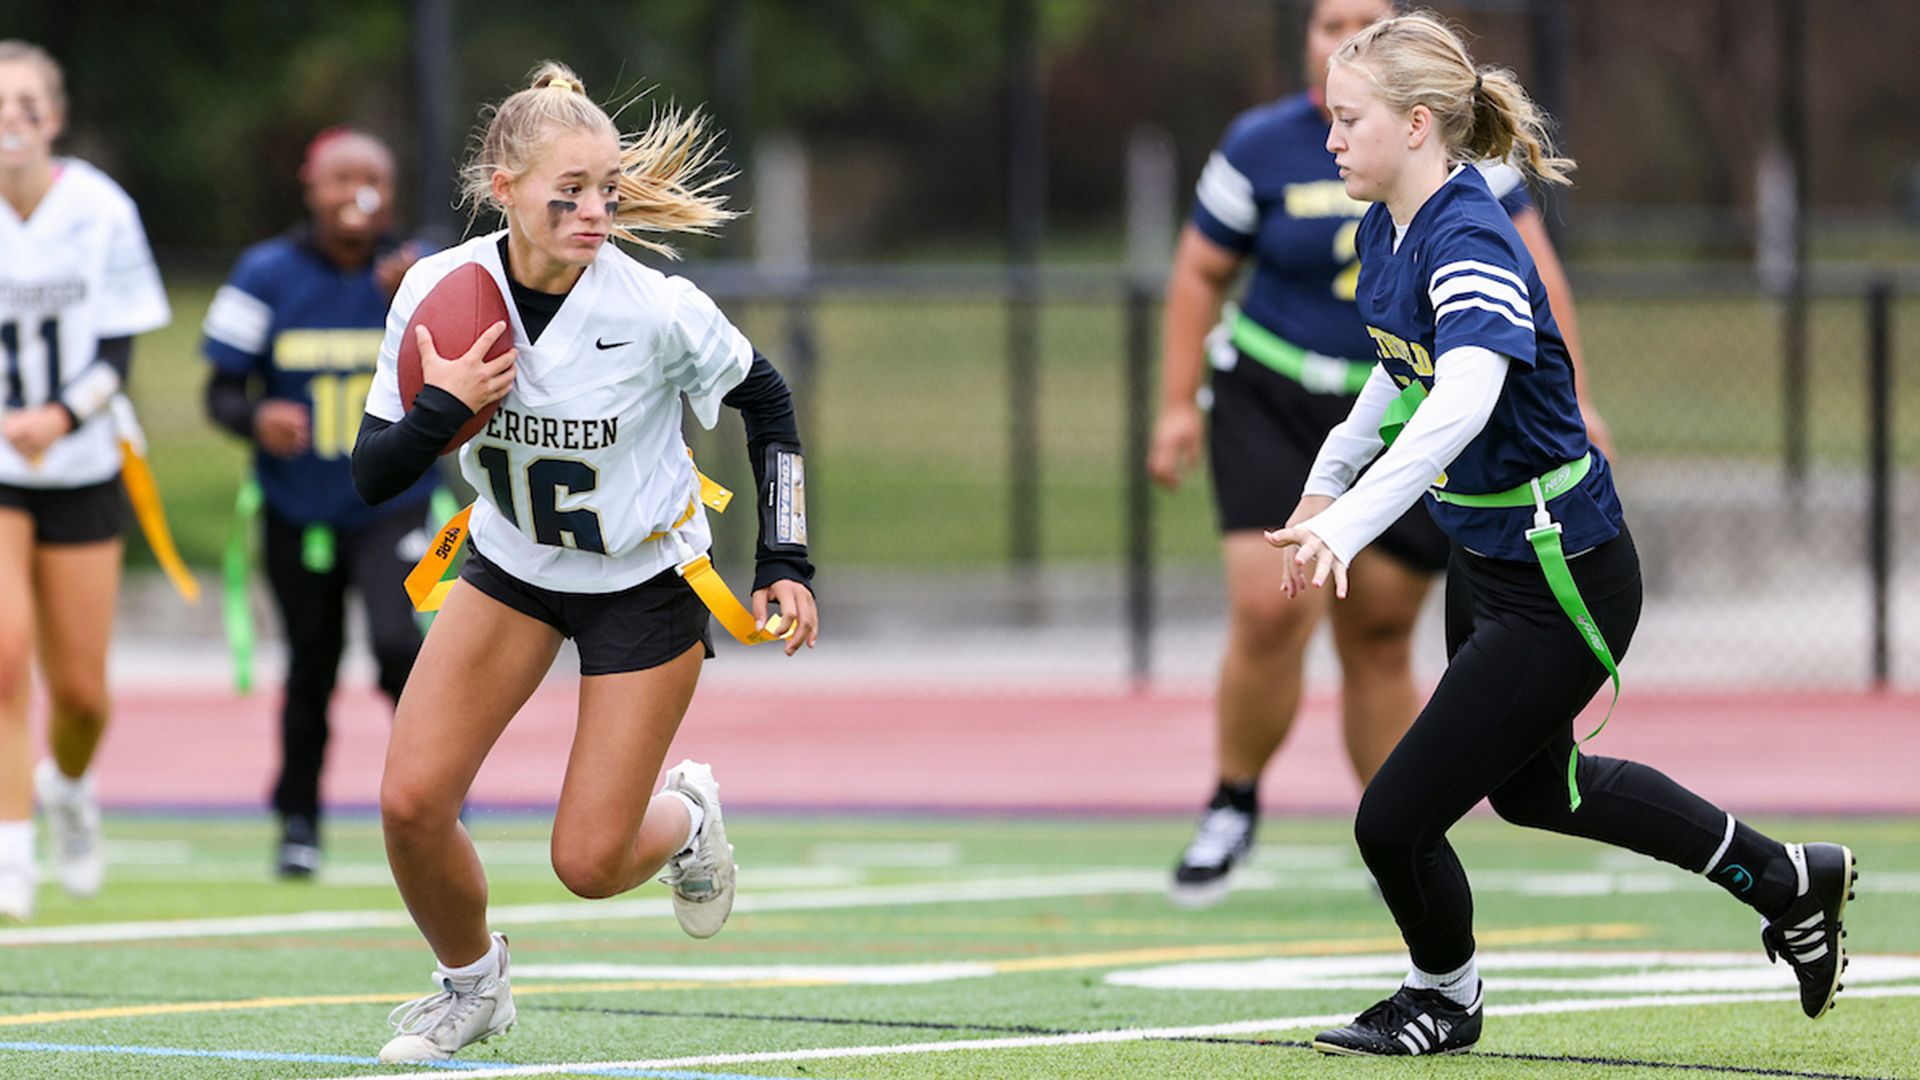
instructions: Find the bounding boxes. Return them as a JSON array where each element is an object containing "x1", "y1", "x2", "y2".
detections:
[
  {"x1": 0, "y1": 1039, "x2": 827, "y2": 1079},
  {"x1": 990, "y1": 921, "x2": 1646, "y2": 974},
  {"x1": 0, "y1": 923, "x2": 1646, "y2": 1030},
  {"x1": 0, "y1": 992, "x2": 430, "y2": 1028},
  {"x1": 515, "y1": 963, "x2": 999, "y2": 985},
  {"x1": 0, "y1": 978, "x2": 896, "y2": 1029},
  {"x1": 0, "y1": 869, "x2": 1170, "y2": 948},
  {"x1": 301, "y1": 985, "x2": 1920, "y2": 1080},
  {"x1": 1109, "y1": 948, "x2": 1920, "y2": 994},
  {"x1": 804, "y1": 842, "x2": 962, "y2": 867},
  {"x1": 500, "y1": 923, "x2": 1648, "y2": 987}
]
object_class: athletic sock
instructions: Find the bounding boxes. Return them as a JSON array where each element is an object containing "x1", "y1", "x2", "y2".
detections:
[
  {"x1": 1700, "y1": 815, "x2": 1796, "y2": 918},
  {"x1": 1215, "y1": 779, "x2": 1258, "y2": 816},
  {"x1": 668, "y1": 790, "x2": 705, "y2": 857},
  {"x1": 1405, "y1": 955, "x2": 1479, "y2": 1008},
  {"x1": 0, "y1": 820, "x2": 31, "y2": 861},
  {"x1": 38, "y1": 764, "x2": 89, "y2": 804},
  {"x1": 438, "y1": 935, "x2": 501, "y2": 986}
]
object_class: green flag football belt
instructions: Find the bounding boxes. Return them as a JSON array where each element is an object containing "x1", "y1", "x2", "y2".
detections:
[
  {"x1": 1379, "y1": 377, "x2": 1616, "y2": 812},
  {"x1": 222, "y1": 479, "x2": 462, "y2": 694},
  {"x1": 1227, "y1": 310, "x2": 1374, "y2": 396}
]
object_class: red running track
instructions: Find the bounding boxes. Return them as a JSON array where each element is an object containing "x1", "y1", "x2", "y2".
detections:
[{"x1": 61, "y1": 685, "x2": 1920, "y2": 815}]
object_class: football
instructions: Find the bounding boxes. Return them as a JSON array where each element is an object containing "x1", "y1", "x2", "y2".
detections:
[{"x1": 396, "y1": 262, "x2": 513, "y2": 453}]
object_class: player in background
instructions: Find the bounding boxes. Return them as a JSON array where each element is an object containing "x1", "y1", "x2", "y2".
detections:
[
  {"x1": 1264, "y1": 13, "x2": 1852, "y2": 1055},
  {"x1": 202, "y1": 128, "x2": 432, "y2": 879},
  {"x1": 1150, "y1": 0, "x2": 1610, "y2": 906},
  {"x1": 0, "y1": 41, "x2": 171, "y2": 921},
  {"x1": 351, "y1": 63, "x2": 817, "y2": 1062}
]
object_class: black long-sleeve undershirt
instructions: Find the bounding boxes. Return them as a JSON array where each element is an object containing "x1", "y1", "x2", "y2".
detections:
[
  {"x1": 51, "y1": 336, "x2": 132, "y2": 428},
  {"x1": 203, "y1": 369, "x2": 257, "y2": 440},
  {"x1": 725, "y1": 352, "x2": 813, "y2": 593},
  {"x1": 350, "y1": 387, "x2": 472, "y2": 505}
]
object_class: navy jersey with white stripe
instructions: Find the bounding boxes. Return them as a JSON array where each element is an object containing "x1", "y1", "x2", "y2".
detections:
[
  {"x1": 202, "y1": 230, "x2": 437, "y2": 528},
  {"x1": 1354, "y1": 166, "x2": 1621, "y2": 561},
  {"x1": 1193, "y1": 92, "x2": 1533, "y2": 366}
]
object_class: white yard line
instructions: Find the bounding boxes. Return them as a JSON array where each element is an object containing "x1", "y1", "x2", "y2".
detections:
[
  {"x1": 304, "y1": 985, "x2": 1920, "y2": 1080},
  {"x1": 0, "y1": 869, "x2": 1168, "y2": 948}
]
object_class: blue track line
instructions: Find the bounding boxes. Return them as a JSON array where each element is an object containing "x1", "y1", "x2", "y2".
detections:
[{"x1": 0, "y1": 1039, "x2": 826, "y2": 1078}]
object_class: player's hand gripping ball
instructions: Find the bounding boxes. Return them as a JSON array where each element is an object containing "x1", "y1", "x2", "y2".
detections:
[{"x1": 397, "y1": 262, "x2": 516, "y2": 453}]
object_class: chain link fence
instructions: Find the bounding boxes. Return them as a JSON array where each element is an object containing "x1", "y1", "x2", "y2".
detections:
[{"x1": 16, "y1": 0, "x2": 1916, "y2": 689}]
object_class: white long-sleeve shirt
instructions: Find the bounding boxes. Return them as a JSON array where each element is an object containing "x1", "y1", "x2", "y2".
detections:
[{"x1": 1296, "y1": 345, "x2": 1510, "y2": 564}]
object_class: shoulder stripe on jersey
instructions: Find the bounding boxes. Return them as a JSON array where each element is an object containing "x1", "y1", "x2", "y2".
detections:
[
  {"x1": 1195, "y1": 152, "x2": 1258, "y2": 235},
  {"x1": 1430, "y1": 259, "x2": 1528, "y2": 298},
  {"x1": 203, "y1": 284, "x2": 273, "y2": 354},
  {"x1": 1435, "y1": 296, "x2": 1534, "y2": 332},
  {"x1": 1430, "y1": 274, "x2": 1531, "y2": 323}
]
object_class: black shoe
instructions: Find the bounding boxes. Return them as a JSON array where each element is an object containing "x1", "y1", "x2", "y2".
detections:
[
  {"x1": 1761, "y1": 842, "x2": 1855, "y2": 1019},
  {"x1": 1168, "y1": 791, "x2": 1256, "y2": 909},
  {"x1": 1314, "y1": 982, "x2": 1483, "y2": 1057},
  {"x1": 276, "y1": 815, "x2": 321, "y2": 880}
]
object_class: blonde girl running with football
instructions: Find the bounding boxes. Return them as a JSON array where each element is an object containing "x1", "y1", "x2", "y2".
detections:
[
  {"x1": 352, "y1": 63, "x2": 816, "y2": 1062},
  {"x1": 0, "y1": 41, "x2": 171, "y2": 922}
]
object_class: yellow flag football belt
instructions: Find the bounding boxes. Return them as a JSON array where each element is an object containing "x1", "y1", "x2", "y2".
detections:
[
  {"x1": 404, "y1": 465, "x2": 794, "y2": 645},
  {"x1": 110, "y1": 396, "x2": 199, "y2": 604}
]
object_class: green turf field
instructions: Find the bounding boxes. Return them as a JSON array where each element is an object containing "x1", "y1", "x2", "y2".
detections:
[
  {"x1": 1, "y1": 813, "x2": 1914, "y2": 1078},
  {"x1": 121, "y1": 281, "x2": 1920, "y2": 572}
]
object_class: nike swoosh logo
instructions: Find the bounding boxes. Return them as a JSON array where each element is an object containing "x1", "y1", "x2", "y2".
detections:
[{"x1": 595, "y1": 337, "x2": 632, "y2": 350}]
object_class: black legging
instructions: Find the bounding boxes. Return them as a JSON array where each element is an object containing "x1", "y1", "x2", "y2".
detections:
[
  {"x1": 264, "y1": 502, "x2": 426, "y2": 824},
  {"x1": 1355, "y1": 526, "x2": 1738, "y2": 972}
]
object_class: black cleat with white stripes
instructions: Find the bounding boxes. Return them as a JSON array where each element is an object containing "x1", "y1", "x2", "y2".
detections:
[
  {"x1": 1313, "y1": 982, "x2": 1482, "y2": 1056},
  {"x1": 1761, "y1": 841, "x2": 1856, "y2": 1020}
]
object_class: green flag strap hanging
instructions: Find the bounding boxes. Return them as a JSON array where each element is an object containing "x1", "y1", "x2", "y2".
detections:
[
  {"x1": 222, "y1": 477, "x2": 264, "y2": 695},
  {"x1": 1377, "y1": 380, "x2": 1428, "y2": 448},
  {"x1": 1523, "y1": 486, "x2": 1620, "y2": 813},
  {"x1": 301, "y1": 524, "x2": 336, "y2": 574},
  {"x1": 1434, "y1": 454, "x2": 1615, "y2": 810},
  {"x1": 1428, "y1": 452, "x2": 1614, "y2": 811}
]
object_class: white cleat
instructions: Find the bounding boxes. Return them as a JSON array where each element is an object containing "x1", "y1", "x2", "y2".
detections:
[
  {"x1": 0, "y1": 828, "x2": 35, "y2": 922},
  {"x1": 35, "y1": 760, "x2": 103, "y2": 898},
  {"x1": 379, "y1": 933, "x2": 516, "y2": 1062},
  {"x1": 660, "y1": 759, "x2": 736, "y2": 939}
]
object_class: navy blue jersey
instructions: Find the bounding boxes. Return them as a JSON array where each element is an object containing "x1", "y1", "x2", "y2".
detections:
[
  {"x1": 1193, "y1": 92, "x2": 1533, "y2": 366},
  {"x1": 202, "y1": 230, "x2": 436, "y2": 528},
  {"x1": 1353, "y1": 166, "x2": 1621, "y2": 561}
]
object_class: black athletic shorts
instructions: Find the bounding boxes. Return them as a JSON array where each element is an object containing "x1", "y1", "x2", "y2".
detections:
[
  {"x1": 0, "y1": 477, "x2": 129, "y2": 545},
  {"x1": 459, "y1": 544, "x2": 714, "y2": 676},
  {"x1": 1207, "y1": 348, "x2": 1450, "y2": 574}
]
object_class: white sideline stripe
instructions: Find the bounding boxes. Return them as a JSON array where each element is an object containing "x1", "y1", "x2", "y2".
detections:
[
  {"x1": 306, "y1": 986, "x2": 1920, "y2": 1080},
  {"x1": 0, "y1": 870, "x2": 1169, "y2": 948},
  {"x1": 514, "y1": 962, "x2": 996, "y2": 985}
]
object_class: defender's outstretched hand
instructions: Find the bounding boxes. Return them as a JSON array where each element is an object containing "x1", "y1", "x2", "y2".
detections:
[{"x1": 1266, "y1": 494, "x2": 1347, "y2": 599}]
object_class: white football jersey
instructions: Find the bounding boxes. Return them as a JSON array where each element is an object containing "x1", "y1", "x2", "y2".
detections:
[
  {"x1": 367, "y1": 232, "x2": 753, "y2": 593},
  {"x1": 0, "y1": 158, "x2": 171, "y2": 488}
]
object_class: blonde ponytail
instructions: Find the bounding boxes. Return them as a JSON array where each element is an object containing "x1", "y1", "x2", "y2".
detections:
[
  {"x1": 458, "y1": 61, "x2": 736, "y2": 257},
  {"x1": 1331, "y1": 11, "x2": 1574, "y2": 187}
]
